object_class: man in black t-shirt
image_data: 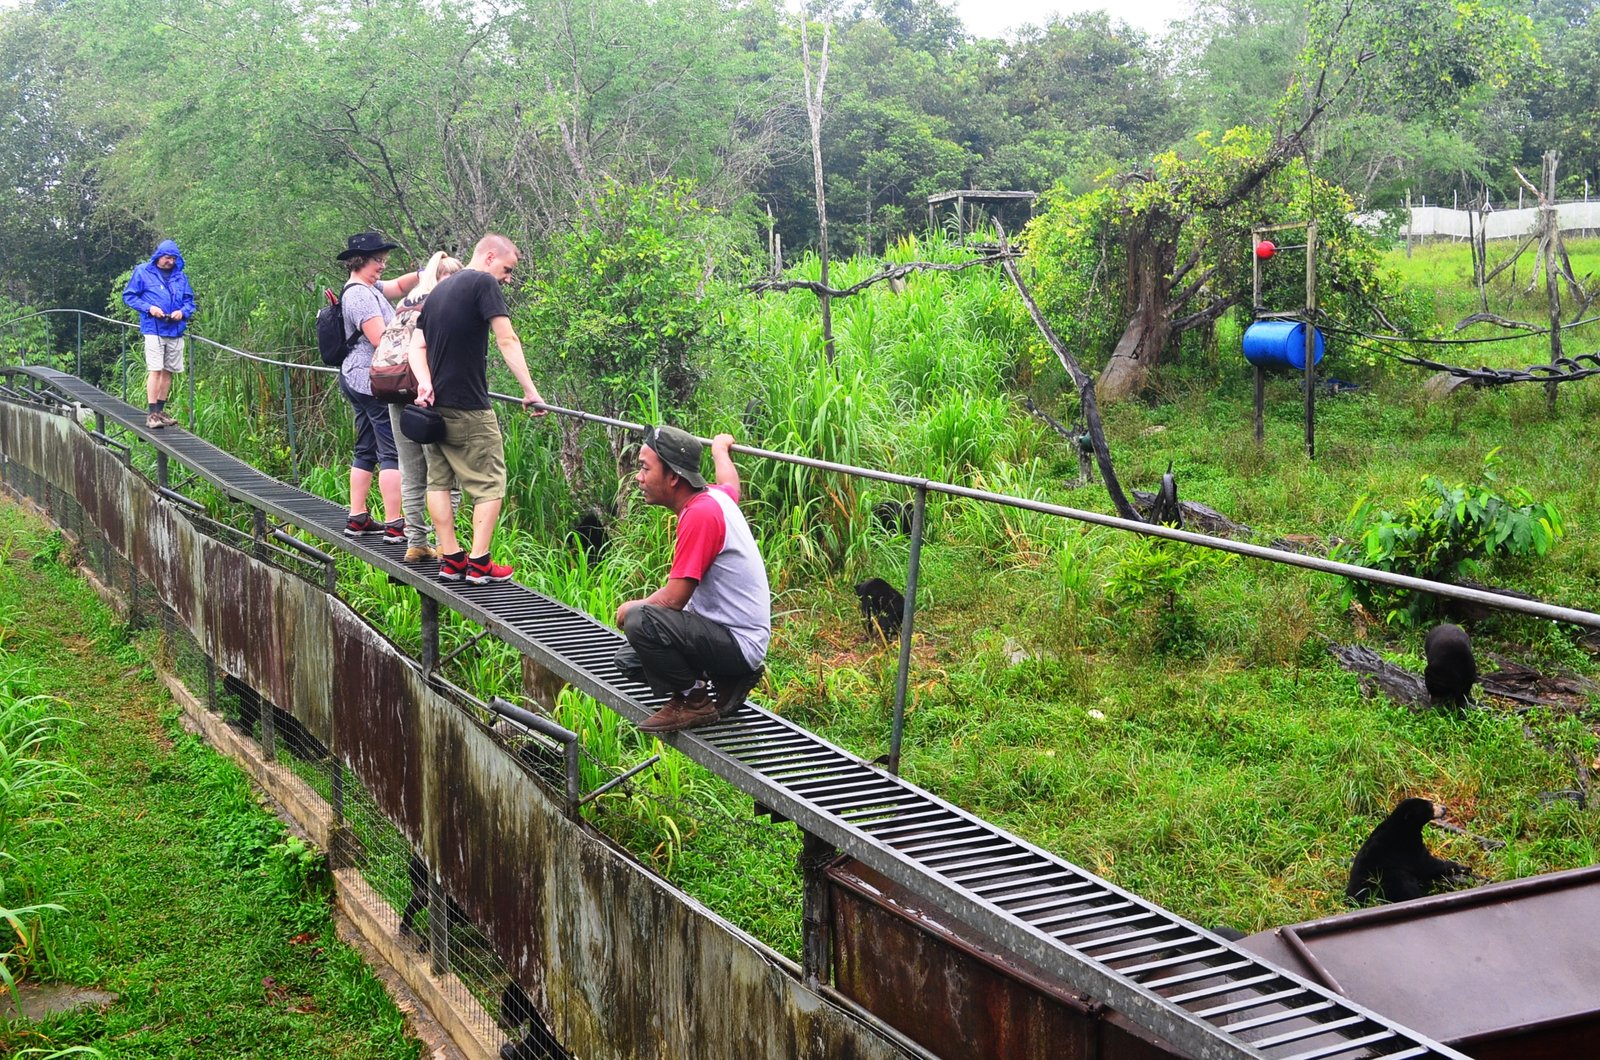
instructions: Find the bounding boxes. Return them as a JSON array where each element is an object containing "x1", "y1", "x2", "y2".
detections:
[{"x1": 408, "y1": 233, "x2": 545, "y2": 585}]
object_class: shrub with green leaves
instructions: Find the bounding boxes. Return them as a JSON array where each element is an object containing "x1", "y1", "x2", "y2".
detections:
[
  {"x1": 518, "y1": 180, "x2": 744, "y2": 436},
  {"x1": 1105, "y1": 537, "x2": 1230, "y2": 656},
  {"x1": 1333, "y1": 449, "x2": 1565, "y2": 625}
]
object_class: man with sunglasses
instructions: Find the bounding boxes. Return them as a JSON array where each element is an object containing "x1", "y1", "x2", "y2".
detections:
[{"x1": 615, "y1": 426, "x2": 769, "y2": 733}]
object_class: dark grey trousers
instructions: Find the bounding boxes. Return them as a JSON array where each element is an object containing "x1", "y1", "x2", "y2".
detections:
[{"x1": 615, "y1": 603, "x2": 755, "y2": 696}]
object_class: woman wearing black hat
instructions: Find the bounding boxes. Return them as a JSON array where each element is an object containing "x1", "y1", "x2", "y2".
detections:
[{"x1": 335, "y1": 232, "x2": 424, "y2": 538}]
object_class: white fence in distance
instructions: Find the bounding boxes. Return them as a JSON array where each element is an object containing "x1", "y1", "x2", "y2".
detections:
[{"x1": 1385, "y1": 201, "x2": 1600, "y2": 240}]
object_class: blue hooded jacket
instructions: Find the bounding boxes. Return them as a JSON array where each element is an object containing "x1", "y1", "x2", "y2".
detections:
[{"x1": 122, "y1": 240, "x2": 196, "y2": 338}]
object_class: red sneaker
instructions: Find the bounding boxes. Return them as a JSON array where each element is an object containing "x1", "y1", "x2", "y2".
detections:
[
  {"x1": 344, "y1": 512, "x2": 384, "y2": 537},
  {"x1": 465, "y1": 556, "x2": 513, "y2": 584},
  {"x1": 437, "y1": 553, "x2": 470, "y2": 582},
  {"x1": 383, "y1": 520, "x2": 406, "y2": 542}
]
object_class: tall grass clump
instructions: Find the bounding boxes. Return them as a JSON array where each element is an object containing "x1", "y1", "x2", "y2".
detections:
[
  {"x1": 729, "y1": 233, "x2": 1049, "y2": 578},
  {"x1": 0, "y1": 682, "x2": 87, "y2": 1000}
]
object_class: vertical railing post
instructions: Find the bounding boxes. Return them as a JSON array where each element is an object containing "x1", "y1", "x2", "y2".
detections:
[
  {"x1": 564, "y1": 740, "x2": 581, "y2": 821},
  {"x1": 206, "y1": 649, "x2": 217, "y2": 712},
  {"x1": 252, "y1": 508, "x2": 269, "y2": 561},
  {"x1": 800, "y1": 830, "x2": 836, "y2": 987},
  {"x1": 121, "y1": 330, "x2": 129, "y2": 403},
  {"x1": 887, "y1": 484, "x2": 928, "y2": 776},
  {"x1": 185, "y1": 337, "x2": 195, "y2": 431},
  {"x1": 75, "y1": 314, "x2": 82, "y2": 379},
  {"x1": 427, "y1": 870, "x2": 449, "y2": 976},
  {"x1": 260, "y1": 695, "x2": 277, "y2": 760},
  {"x1": 157, "y1": 452, "x2": 169, "y2": 489},
  {"x1": 421, "y1": 596, "x2": 440, "y2": 676},
  {"x1": 1304, "y1": 219, "x2": 1317, "y2": 461},
  {"x1": 282, "y1": 364, "x2": 299, "y2": 485},
  {"x1": 126, "y1": 538, "x2": 140, "y2": 630}
]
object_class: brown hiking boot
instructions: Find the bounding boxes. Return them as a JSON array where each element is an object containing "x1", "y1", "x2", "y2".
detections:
[
  {"x1": 157, "y1": 411, "x2": 179, "y2": 427},
  {"x1": 638, "y1": 688, "x2": 719, "y2": 733},
  {"x1": 711, "y1": 667, "x2": 764, "y2": 717},
  {"x1": 403, "y1": 545, "x2": 438, "y2": 564},
  {"x1": 146, "y1": 412, "x2": 166, "y2": 429}
]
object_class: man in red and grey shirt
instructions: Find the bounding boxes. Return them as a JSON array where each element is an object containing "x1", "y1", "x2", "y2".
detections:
[{"x1": 615, "y1": 425, "x2": 770, "y2": 733}]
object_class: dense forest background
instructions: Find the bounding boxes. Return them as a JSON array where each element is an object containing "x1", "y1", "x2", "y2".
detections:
[{"x1": 2, "y1": 0, "x2": 1592, "y2": 344}]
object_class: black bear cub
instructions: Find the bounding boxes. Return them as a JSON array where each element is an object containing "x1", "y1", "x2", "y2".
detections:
[
  {"x1": 854, "y1": 578, "x2": 905, "y2": 642},
  {"x1": 1423, "y1": 623, "x2": 1477, "y2": 706},
  {"x1": 1346, "y1": 798, "x2": 1472, "y2": 904}
]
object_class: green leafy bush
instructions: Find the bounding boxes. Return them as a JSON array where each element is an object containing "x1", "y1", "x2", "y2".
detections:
[
  {"x1": 1105, "y1": 537, "x2": 1229, "y2": 656},
  {"x1": 1333, "y1": 450, "x2": 1565, "y2": 625},
  {"x1": 518, "y1": 178, "x2": 744, "y2": 424}
]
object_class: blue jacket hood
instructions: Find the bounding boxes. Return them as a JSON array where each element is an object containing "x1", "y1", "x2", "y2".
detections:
[
  {"x1": 123, "y1": 240, "x2": 196, "y2": 337},
  {"x1": 149, "y1": 240, "x2": 185, "y2": 272}
]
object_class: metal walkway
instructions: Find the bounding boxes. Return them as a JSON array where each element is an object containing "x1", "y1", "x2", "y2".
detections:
[{"x1": 2, "y1": 366, "x2": 1469, "y2": 1060}]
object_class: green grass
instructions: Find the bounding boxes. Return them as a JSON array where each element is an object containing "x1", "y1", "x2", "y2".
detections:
[
  {"x1": 1383, "y1": 236, "x2": 1600, "y2": 368},
  {"x1": 0, "y1": 501, "x2": 419, "y2": 1060}
]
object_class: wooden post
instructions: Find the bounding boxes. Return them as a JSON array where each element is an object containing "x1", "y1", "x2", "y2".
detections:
[
  {"x1": 1304, "y1": 220, "x2": 1317, "y2": 461},
  {"x1": 1254, "y1": 367, "x2": 1265, "y2": 444},
  {"x1": 956, "y1": 194, "x2": 965, "y2": 238},
  {"x1": 1405, "y1": 188, "x2": 1413, "y2": 259},
  {"x1": 1250, "y1": 227, "x2": 1263, "y2": 445},
  {"x1": 1543, "y1": 151, "x2": 1562, "y2": 414}
]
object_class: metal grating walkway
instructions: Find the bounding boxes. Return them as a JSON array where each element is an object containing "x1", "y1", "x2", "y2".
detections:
[{"x1": 3, "y1": 366, "x2": 1470, "y2": 1060}]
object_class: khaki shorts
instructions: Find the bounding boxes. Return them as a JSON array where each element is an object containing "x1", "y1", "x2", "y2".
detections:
[
  {"x1": 428, "y1": 407, "x2": 506, "y2": 502},
  {"x1": 143, "y1": 334, "x2": 185, "y2": 372}
]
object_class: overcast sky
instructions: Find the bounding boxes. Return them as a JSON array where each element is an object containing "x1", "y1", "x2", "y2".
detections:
[{"x1": 950, "y1": 0, "x2": 1198, "y2": 39}]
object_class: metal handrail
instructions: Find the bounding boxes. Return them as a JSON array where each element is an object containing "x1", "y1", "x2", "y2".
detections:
[{"x1": 503, "y1": 395, "x2": 1600, "y2": 628}]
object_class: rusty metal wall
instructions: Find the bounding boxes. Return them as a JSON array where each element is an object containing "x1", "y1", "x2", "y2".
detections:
[
  {"x1": 829, "y1": 861, "x2": 1186, "y2": 1060},
  {"x1": 0, "y1": 399, "x2": 923, "y2": 1060}
]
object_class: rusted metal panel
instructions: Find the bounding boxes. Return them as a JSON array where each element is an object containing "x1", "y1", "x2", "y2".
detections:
[
  {"x1": 1, "y1": 403, "x2": 71, "y2": 493},
  {"x1": 333, "y1": 605, "x2": 426, "y2": 844},
  {"x1": 829, "y1": 859, "x2": 1187, "y2": 1060},
  {"x1": 276, "y1": 576, "x2": 335, "y2": 746},
  {"x1": 1238, "y1": 866, "x2": 1600, "y2": 1059},
  {"x1": 125, "y1": 472, "x2": 204, "y2": 632}
]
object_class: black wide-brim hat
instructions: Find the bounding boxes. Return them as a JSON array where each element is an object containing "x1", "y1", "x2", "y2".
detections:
[{"x1": 337, "y1": 231, "x2": 400, "y2": 261}]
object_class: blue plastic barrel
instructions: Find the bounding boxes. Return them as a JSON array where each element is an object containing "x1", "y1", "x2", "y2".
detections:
[{"x1": 1242, "y1": 321, "x2": 1324, "y2": 369}]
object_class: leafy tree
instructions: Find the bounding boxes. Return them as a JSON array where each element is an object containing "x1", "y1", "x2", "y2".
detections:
[
  {"x1": 1519, "y1": 6, "x2": 1600, "y2": 195},
  {"x1": 516, "y1": 180, "x2": 746, "y2": 495},
  {"x1": 0, "y1": 4, "x2": 149, "y2": 314},
  {"x1": 1025, "y1": 0, "x2": 1536, "y2": 403}
]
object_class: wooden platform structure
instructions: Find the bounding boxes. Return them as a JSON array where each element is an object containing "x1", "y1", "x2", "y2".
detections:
[{"x1": 927, "y1": 189, "x2": 1038, "y2": 235}]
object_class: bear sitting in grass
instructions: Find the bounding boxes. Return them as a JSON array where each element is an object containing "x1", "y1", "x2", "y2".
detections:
[
  {"x1": 1346, "y1": 798, "x2": 1472, "y2": 904},
  {"x1": 1423, "y1": 623, "x2": 1477, "y2": 707}
]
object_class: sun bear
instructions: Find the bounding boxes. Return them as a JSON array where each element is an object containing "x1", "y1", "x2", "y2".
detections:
[
  {"x1": 1423, "y1": 622, "x2": 1477, "y2": 706},
  {"x1": 854, "y1": 577, "x2": 905, "y2": 642},
  {"x1": 1346, "y1": 798, "x2": 1472, "y2": 904}
]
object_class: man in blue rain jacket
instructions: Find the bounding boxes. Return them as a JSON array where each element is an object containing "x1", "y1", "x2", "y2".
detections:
[{"x1": 122, "y1": 239, "x2": 196, "y2": 429}]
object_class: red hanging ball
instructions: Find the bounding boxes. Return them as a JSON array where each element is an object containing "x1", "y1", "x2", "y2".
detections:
[{"x1": 1255, "y1": 240, "x2": 1277, "y2": 260}]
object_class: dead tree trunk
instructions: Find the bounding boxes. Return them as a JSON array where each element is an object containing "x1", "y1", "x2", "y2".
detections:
[
  {"x1": 998, "y1": 224, "x2": 1140, "y2": 522},
  {"x1": 799, "y1": 15, "x2": 835, "y2": 366},
  {"x1": 1098, "y1": 212, "x2": 1180, "y2": 404}
]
